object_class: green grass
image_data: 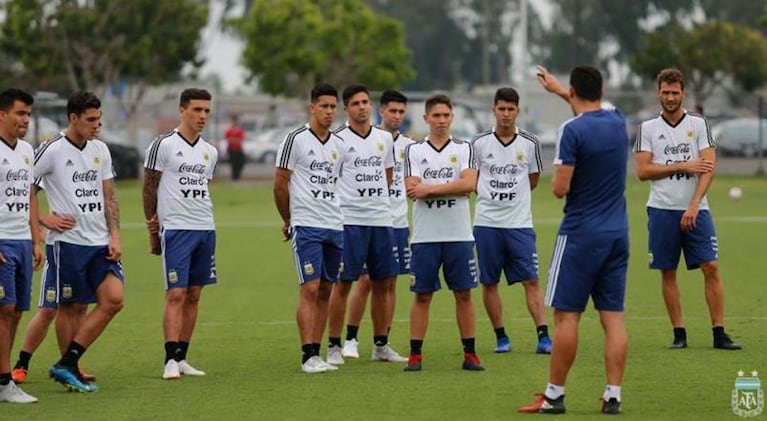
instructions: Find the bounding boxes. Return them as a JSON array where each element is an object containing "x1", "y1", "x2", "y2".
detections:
[{"x1": 5, "y1": 176, "x2": 767, "y2": 420}]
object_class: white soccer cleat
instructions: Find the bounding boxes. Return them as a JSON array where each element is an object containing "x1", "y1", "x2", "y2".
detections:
[
  {"x1": 0, "y1": 382, "x2": 38, "y2": 403},
  {"x1": 301, "y1": 356, "x2": 328, "y2": 374},
  {"x1": 371, "y1": 344, "x2": 408, "y2": 362},
  {"x1": 326, "y1": 345, "x2": 345, "y2": 365},
  {"x1": 163, "y1": 360, "x2": 181, "y2": 380},
  {"x1": 342, "y1": 339, "x2": 360, "y2": 358},
  {"x1": 178, "y1": 360, "x2": 206, "y2": 376}
]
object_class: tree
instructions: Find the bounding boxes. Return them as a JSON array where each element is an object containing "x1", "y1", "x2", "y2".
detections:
[
  {"x1": 233, "y1": 0, "x2": 414, "y2": 97},
  {"x1": 0, "y1": 0, "x2": 208, "y2": 120},
  {"x1": 631, "y1": 21, "x2": 767, "y2": 102}
]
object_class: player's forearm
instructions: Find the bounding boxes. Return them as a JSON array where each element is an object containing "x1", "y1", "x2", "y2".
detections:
[
  {"x1": 142, "y1": 169, "x2": 161, "y2": 220},
  {"x1": 426, "y1": 177, "x2": 476, "y2": 197},
  {"x1": 636, "y1": 161, "x2": 687, "y2": 181},
  {"x1": 29, "y1": 190, "x2": 41, "y2": 244},
  {"x1": 104, "y1": 180, "x2": 121, "y2": 236},
  {"x1": 689, "y1": 170, "x2": 715, "y2": 208},
  {"x1": 273, "y1": 186, "x2": 291, "y2": 224}
]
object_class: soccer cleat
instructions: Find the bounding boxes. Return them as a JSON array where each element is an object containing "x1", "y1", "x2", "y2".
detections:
[
  {"x1": 0, "y1": 381, "x2": 38, "y2": 403},
  {"x1": 601, "y1": 397, "x2": 621, "y2": 414},
  {"x1": 49, "y1": 364, "x2": 98, "y2": 392},
  {"x1": 403, "y1": 354, "x2": 422, "y2": 372},
  {"x1": 536, "y1": 336, "x2": 553, "y2": 354},
  {"x1": 714, "y1": 333, "x2": 742, "y2": 350},
  {"x1": 518, "y1": 393, "x2": 566, "y2": 414},
  {"x1": 327, "y1": 345, "x2": 345, "y2": 365},
  {"x1": 371, "y1": 344, "x2": 408, "y2": 362},
  {"x1": 178, "y1": 360, "x2": 206, "y2": 376},
  {"x1": 668, "y1": 338, "x2": 687, "y2": 349},
  {"x1": 11, "y1": 368, "x2": 27, "y2": 384},
  {"x1": 301, "y1": 356, "x2": 328, "y2": 374},
  {"x1": 462, "y1": 353, "x2": 485, "y2": 371},
  {"x1": 163, "y1": 360, "x2": 181, "y2": 380},
  {"x1": 341, "y1": 339, "x2": 360, "y2": 358},
  {"x1": 494, "y1": 337, "x2": 511, "y2": 353},
  {"x1": 319, "y1": 359, "x2": 338, "y2": 371}
]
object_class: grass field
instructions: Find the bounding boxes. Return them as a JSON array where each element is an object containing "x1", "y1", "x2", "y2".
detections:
[{"x1": 4, "y1": 175, "x2": 767, "y2": 420}]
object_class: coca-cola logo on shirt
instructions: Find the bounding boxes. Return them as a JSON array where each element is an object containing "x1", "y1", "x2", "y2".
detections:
[
  {"x1": 488, "y1": 163, "x2": 518, "y2": 176},
  {"x1": 664, "y1": 143, "x2": 691, "y2": 155},
  {"x1": 178, "y1": 163, "x2": 206, "y2": 174},
  {"x1": 422, "y1": 167, "x2": 455, "y2": 179},
  {"x1": 353, "y1": 156, "x2": 382, "y2": 168},
  {"x1": 310, "y1": 160, "x2": 333, "y2": 173},
  {"x1": 72, "y1": 170, "x2": 98, "y2": 183},
  {"x1": 6, "y1": 169, "x2": 29, "y2": 181}
]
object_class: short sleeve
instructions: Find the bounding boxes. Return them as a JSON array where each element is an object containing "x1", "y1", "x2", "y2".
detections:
[
  {"x1": 144, "y1": 137, "x2": 167, "y2": 171},
  {"x1": 275, "y1": 133, "x2": 297, "y2": 170},
  {"x1": 554, "y1": 124, "x2": 577, "y2": 166}
]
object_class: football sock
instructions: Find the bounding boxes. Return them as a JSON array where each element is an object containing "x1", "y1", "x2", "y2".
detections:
[
  {"x1": 58, "y1": 341, "x2": 86, "y2": 369},
  {"x1": 374, "y1": 335, "x2": 388, "y2": 347},
  {"x1": 537, "y1": 325, "x2": 549, "y2": 339},
  {"x1": 603, "y1": 384, "x2": 622, "y2": 402},
  {"x1": 312, "y1": 343, "x2": 321, "y2": 357},
  {"x1": 164, "y1": 341, "x2": 179, "y2": 363},
  {"x1": 301, "y1": 344, "x2": 314, "y2": 364},
  {"x1": 345, "y1": 325, "x2": 359, "y2": 341},
  {"x1": 15, "y1": 351, "x2": 32, "y2": 370},
  {"x1": 409, "y1": 339, "x2": 423, "y2": 356},
  {"x1": 0, "y1": 373, "x2": 10, "y2": 386},
  {"x1": 712, "y1": 326, "x2": 725, "y2": 341},
  {"x1": 674, "y1": 327, "x2": 687, "y2": 341},
  {"x1": 545, "y1": 383, "x2": 565, "y2": 400},
  {"x1": 461, "y1": 337, "x2": 476, "y2": 354},
  {"x1": 177, "y1": 341, "x2": 190, "y2": 361},
  {"x1": 494, "y1": 327, "x2": 507, "y2": 340},
  {"x1": 328, "y1": 337, "x2": 342, "y2": 348}
]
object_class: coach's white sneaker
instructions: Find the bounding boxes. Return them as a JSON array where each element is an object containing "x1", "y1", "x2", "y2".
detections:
[
  {"x1": 371, "y1": 344, "x2": 408, "y2": 362},
  {"x1": 0, "y1": 382, "x2": 38, "y2": 403},
  {"x1": 301, "y1": 356, "x2": 328, "y2": 374},
  {"x1": 178, "y1": 360, "x2": 206, "y2": 376},
  {"x1": 327, "y1": 345, "x2": 345, "y2": 365},
  {"x1": 342, "y1": 339, "x2": 360, "y2": 358},
  {"x1": 163, "y1": 360, "x2": 181, "y2": 380}
]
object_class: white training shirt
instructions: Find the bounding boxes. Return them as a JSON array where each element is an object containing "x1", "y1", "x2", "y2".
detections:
[
  {"x1": 276, "y1": 125, "x2": 344, "y2": 231},
  {"x1": 472, "y1": 127, "x2": 542, "y2": 229},
  {"x1": 334, "y1": 124, "x2": 394, "y2": 226},
  {"x1": 634, "y1": 111, "x2": 714, "y2": 210},
  {"x1": 390, "y1": 132, "x2": 416, "y2": 228},
  {"x1": 0, "y1": 138, "x2": 34, "y2": 239},
  {"x1": 33, "y1": 134, "x2": 114, "y2": 246},
  {"x1": 404, "y1": 137, "x2": 476, "y2": 243},
  {"x1": 144, "y1": 130, "x2": 218, "y2": 231}
]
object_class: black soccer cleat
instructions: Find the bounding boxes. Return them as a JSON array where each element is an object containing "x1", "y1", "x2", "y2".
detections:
[
  {"x1": 601, "y1": 397, "x2": 621, "y2": 414},
  {"x1": 668, "y1": 338, "x2": 687, "y2": 349},
  {"x1": 714, "y1": 333, "x2": 742, "y2": 350}
]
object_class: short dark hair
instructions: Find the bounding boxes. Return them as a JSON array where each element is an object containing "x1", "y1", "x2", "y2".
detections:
[
  {"x1": 67, "y1": 91, "x2": 101, "y2": 117},
  {"x1": 657, "y1": 68, "x2": 685, "y2": 90},
  {"x1": 179, "y1": 88, "x2": 212, "y2": 108},
  {"x1": 380, "y1": 90, "x2": 408, "y2": 106},
  {"x1": 424, "y1": 94, "x2": 452, "y2": 113},
  {"x1": 0, "y1": 88, "x2": 34, "y2": 112},
  {"x1": 310, "y1": 83, "x2": 338, "y2": 103},
  {"x1": 569, "y1": 66, "x2": 602, "y2": 101},
  {"x1": 494, "y1": 87, "x2": 519, "y2": 105},
  {"x1": 342, "y1": 84, "x2": 369, "y2": 106}
]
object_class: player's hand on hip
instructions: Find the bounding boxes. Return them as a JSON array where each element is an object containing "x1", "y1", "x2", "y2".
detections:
[{"x1": 44, "y1": 212, "x2": 76, "y2": 232}]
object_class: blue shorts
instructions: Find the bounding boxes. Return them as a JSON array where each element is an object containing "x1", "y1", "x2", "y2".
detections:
[
  {"x1": 161, "y1": 230, "x2": 217, "y2": 290},
  {"x1": 474, "y1": 226, "x2": 538, "y2": 285},
  {"x1": 49, "y1": 242, "x2": 124, "y2": 305},
  {"x1": 647, "y1": 208, "x2": 718, "y2": 270},
  {"x1": 0, "y1": 240, "x2": 33, "y2": 311},
  {"x1": 340, "y1": 225, "x2": 397, "y2": 281},
  {"x1": 545, "y1": 231, "x2": 628, "y2": 312},
  {"x1": 394, "y1": 227, "x2": 411, "y2": 275},
  {"x1": 37, "y1": 253, "x2": 96, "y2": 309},
  {"x1": 409, "y1": 242, "x2": 478, "y2": 293},
  {"x1": 291, "y1": 226, "x2": 343, "y2": 284}
]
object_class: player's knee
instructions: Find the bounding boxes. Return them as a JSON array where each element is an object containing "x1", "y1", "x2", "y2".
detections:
[
  {"x1": 453, "y1": 289, "x2": 472, "y2": 303},
  {"x1": 101, "y1": 296, "x2": 124, "y2": 316},
  {"x1": 700, "y1": 261, "x2": 720, "y2": 278},
  {"x1": 414, "y1": 293, "x2": 432, "y2": 305},
  {"x1": 0, "y1": 304, "x2": 16, "y2": 319}
]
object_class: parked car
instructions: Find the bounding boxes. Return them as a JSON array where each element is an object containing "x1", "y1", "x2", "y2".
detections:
[{"x1": 711, "y1": 118, "x2": 767, "y2": 157}]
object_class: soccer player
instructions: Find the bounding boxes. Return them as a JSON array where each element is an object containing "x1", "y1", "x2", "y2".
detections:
[
  {"x1": 35, "y1": 91, "x2": 125, "y2": 393},
  {"x1": 341, "y1": 90, "x2": 414, "y2": 359},
  {"x1": 143, "y1": 88, "x2": 219, "y2": 380},
  {"x1": 403, "y1": 94, "x2": 483, "y2": 372},
  {"x1": 273, "y1": 83, "x2": 344, "y2": 374},
  {"x1": 634, "y1": 68, "x2": 741, "y2": 351},
  {"x1": 471, "y1": 87, "x2": 552, "y2": 355},
  {"x1": 519, "y1": 66, "x2": 629, "y2": 414},
  {"x1": 325, "y1": 85, "x2": 405, "y2": 365},
  {"x1": 0, "y1": 88, "x2": 42, "y2": 403}
]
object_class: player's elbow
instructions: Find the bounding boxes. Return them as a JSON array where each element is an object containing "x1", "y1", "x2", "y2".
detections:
[{"x1": 552, "y1": 184, "x2": 568, "y2": 198}]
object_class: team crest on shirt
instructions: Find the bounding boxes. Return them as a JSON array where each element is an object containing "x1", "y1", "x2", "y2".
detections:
[
  {"x1": 376, "y1": 142, "x2": 385, "y2": 156},
  {"x1": 331, "y1": 151, "x2": 338, "y2": 163},
  {"x1": 516, "y1": 151, "x2": 526, "y2": 165},
  {"x1": 23, "y1": 155, "x2": 30, "y2": 166},
  {"x1": 399, "y1": 149, "x2": 406, "y2": 160},
  {"x1": 303, "y1": 261, "x2": 315, "y2": 276},
  {"x1": 168, "y1": 269, "x2": 178, "y2": 283},
  {"x1": 203, "y1": 153, "x2": 210, "y2": 162},
  {"x1": 93, "y1": 155, "x2": 101, "y2": 166},
  {"x1": 448, "y1": 154, "x2": 458, "y2": 165},
  {"x1": 62, "y1": 284, "x2": 72, "y2": 299},
  {"x1": 687, "y1": 131, "x2": 695, "y2": 139}
]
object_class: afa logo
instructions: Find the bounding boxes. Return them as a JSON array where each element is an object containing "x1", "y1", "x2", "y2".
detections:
[
  {"x1": 46, "y1": 286, "x2": 56, "y2": 302},
  {"x1": 303, "y1": 261, "x2": 315, "y2": 276},
  {"x1": 93, "y1": 155, "x2": 101, "y2": 166},
  {"x1": 203, "y1": 153, "x2": 210, "y2": 162},
  {"x1": 168, "y1": 269, "x2": 179, "y2": 284},
  {"x1": 376, "y1": 142, "x2": 385, "y2": 156},
  {"x1": 686, "y1": 130, "x2": 695, "y2": 139},
  {"x1": 331, "y1": 151, "x2": 338, "y2": 163},
  {"x1": 516, "y1": 151, "x2": 526, "y2": 165},
  {"x1": 23, "y1": 155, "x2": 30, "y2": 166},
  {"x1": 732, "y1": 370, "x2": 763, "y2": 418},
  {"x1": 448, "y1": 154, "x2": 458, "y2": 165},
  {"x1": 399, "y1": 149, "x2": 406, "y2": 161},
  {"x1": 0, "y1": 285, "x2": 4, "y2": 299}
]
